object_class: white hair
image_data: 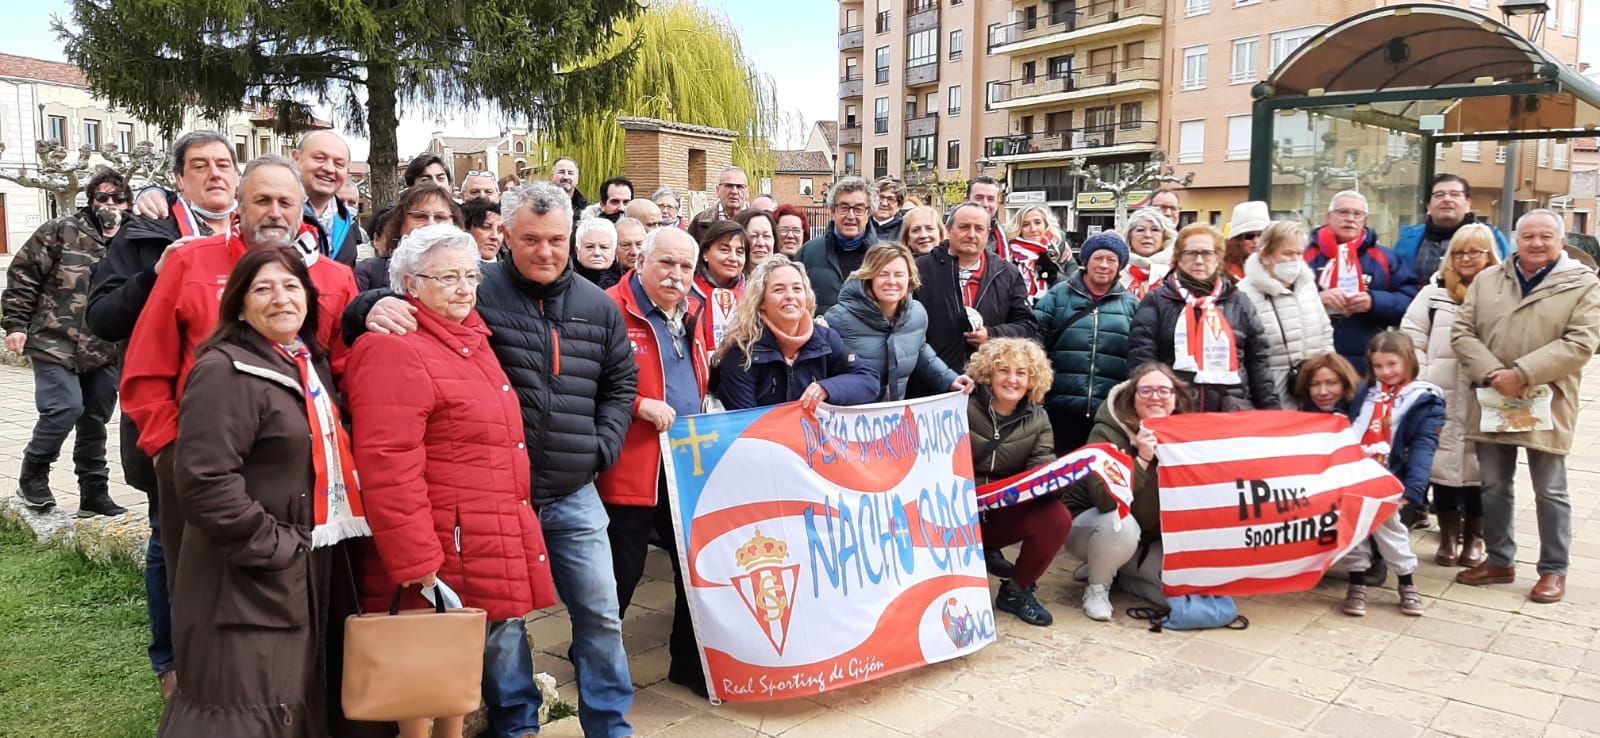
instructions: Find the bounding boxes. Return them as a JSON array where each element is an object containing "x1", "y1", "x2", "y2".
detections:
[
  {"x1": 650, "y1": 186, "x2": 679, "y2": 204},
  {"x1": 638, "y1": 225, "x2": 699, "y2": 268},
  {"x1": 1515, "y1": 208, "x2": 1565, "y2": 234},
  {"x1": 1327, "y1": 190, "x2": 1369, "y2": 213},
  {"x1": 388, "y1": 224, "x2": 480, "y2": 291},
  {"x1": 501, "y1": 180, "x2": 572, "y2": 228},
  {"x1": 575, "y1": 215, "x2": 618, "y2": 246},
  {"x1": 616, "y1": 216, "x2": 645, "y2": 233},
  {"x1": 1123, "y1": 207, "x2": 1176, "y2": 242}
]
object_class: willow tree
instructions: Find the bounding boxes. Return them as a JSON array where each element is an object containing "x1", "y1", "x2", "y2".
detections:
[
  {"x1": 537, "y1": 1, "x2": 778, "y2": 197},
  {"x1": 55, "y1": 0, "x2": 641, "y2": 207}
]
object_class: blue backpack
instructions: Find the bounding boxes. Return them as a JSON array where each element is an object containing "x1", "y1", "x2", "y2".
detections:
[{"x1": 1129, "y1": 595, "x2": 1249, "y2": 632}]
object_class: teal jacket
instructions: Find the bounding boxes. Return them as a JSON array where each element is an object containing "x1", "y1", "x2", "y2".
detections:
[{"x1": 1033, "y1": 272, "x2": 1140, "y2": 432}]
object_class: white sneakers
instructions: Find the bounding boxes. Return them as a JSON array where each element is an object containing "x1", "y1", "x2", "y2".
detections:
[{"x1": 1083, "y1": 584, "x2": 1113, "y2": 621}]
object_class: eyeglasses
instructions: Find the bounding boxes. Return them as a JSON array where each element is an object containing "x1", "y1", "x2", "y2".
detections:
[
  {"x1": 413, "y1": 271, "x2": 483, "y2": 288},
  {"x1": 1179, "y1": 250, "x2": 1218, "y2": 262},
  {"x1": 719, "y1": 182, "x2": 748, "y2": 190},
  {"x1": 834, "y1": 205, "x2": 869, "y2": 216},
  {"x1": 93, "y1": 193, "x2": 129, "y2": 204},
  {"x1": 778, "y1": 227, "x2": 806, "y2": 237},
  {"x1": 1430, "y1": 189, "x2": 1468, "y2": 200},
  {"x1": 1331, "y1": 209, "x2": 1367, "y2": 219},
  {"x1": 1136, "y1": 386, "x2": 1176, "y2": 399},
  {"x1": 1451, "y1": 249, "x2": 1492, "y2": 260},
  {"x1": 406, "y1": 210, "x2": 455, "y2": 224}
]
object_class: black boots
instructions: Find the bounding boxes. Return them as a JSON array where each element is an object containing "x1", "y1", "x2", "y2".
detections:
[
  {"x1": 76, "y1": 478, "x2": 127, "y2": 518},
  {"x1": 16, "y1": 461, "x2": 55, "y2": 510}
]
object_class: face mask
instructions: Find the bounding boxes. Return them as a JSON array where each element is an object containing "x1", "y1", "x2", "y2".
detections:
[{"x1": 1272, "y1": 260, "x2": 1301, "y2": 283}]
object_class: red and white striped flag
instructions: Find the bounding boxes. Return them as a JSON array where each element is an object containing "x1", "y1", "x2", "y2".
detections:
[{"x1": 1146, "y1": 411, "x2": 1402, "y2": 597}]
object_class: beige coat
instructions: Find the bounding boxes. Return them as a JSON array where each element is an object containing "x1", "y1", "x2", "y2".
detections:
[
  {"x1": 1401, "y1": 280, "x2": 1478, "y2": 486},
  {"x1": 1451, "y1": 254, "x2": 1600, "y2": 455}
]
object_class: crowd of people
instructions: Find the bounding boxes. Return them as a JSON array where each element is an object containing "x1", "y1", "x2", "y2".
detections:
[{"x1": 4, "y1": 125, "x2": 1599, "y2": 738}]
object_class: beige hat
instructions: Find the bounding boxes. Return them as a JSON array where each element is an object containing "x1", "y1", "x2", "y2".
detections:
[{"x1": 1227, "y1": 201, "x2": 1271, "y2": 237}]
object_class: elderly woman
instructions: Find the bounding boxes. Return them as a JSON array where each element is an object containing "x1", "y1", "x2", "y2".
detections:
[
  {"x1": 713, "y1": 255, "x2": 878, "y2": 410},
  {"x1": 737, "y1": 208, "x2": 778, "y2": 273},
  {"x1": 1062, "y1": 363, "x2": 1194, "y2": 618},
  {"x1": 1238, "y1": 221, "x2": 1335, "y2": 406},
  {"x1": 824, "y1": 243, "x2": 972, "y2": 401},
  {"x1": 899, "y1": 205, "x2": 945, "y2": 256},
  {"x1": 462, "y1": 198, "x2": 503, "y2": 262},
  {"x1": 967, "y1": 338, "x2": 1072, "y2": 627},
  {"x1": 1129, "y1": 223, "x2": 1278, "y2": 411},
  {"x1": 1121, "y1": 207, "x2": 1175, "y2": 300},
  {"x1": 345, "y1": 225, "x2": 557, "y2": 738},
  {"x1": 1035, "y1": 232, "x2": 1141, "y2": 453},
  {"x1": 163, "y1": 247, "x2": 364, "y2": 737},
  {"x1": 693, "y1": 220, "x2": 748, "y2": 351},
  {"x1": 1004, "y1": 203, "x2": 1073, "y2": 298},
  {"x1": 1401, "y1": 223, "x2": 1500, "y2": 568},
  {"x1": 356, "y1": 184, "x2": 463, "y2": 291},
  {"x1": 773, "y1": 204, "x2": 810, "y2": 257},
  {"x1": 573, "y1": 216, "x2": 622, "y2": 289}
]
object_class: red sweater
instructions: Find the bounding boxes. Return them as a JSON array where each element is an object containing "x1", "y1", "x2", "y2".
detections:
[{"x1": 120, "y1": 234, "x2": 357, "y2": 457}]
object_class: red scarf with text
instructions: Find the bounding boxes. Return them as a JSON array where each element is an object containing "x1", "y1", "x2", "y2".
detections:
[
  {"x1": 1313, "y1": 227, "x2": 1366, "y2": 293},
  {"x1": 275, "y1": 341, "x2": 369, "y2": 548},
  {"x1": 1170, "y1": 278, "x2": 1240, "y2": 385},
  {"x1": 1359, "y1": 382, "x2": 1406, "y2": 464}
]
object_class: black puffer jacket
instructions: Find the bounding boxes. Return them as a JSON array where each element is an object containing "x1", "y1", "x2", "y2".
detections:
[
  {"x1": 1128, "y1": 273, "x2": 1279, "y2": 411},
  {"x1": 915, "y1": 243, "x2": 1039, "y2": 376},
  {"x1": 343, "y1": 262, "x2": 639, "y2": 505}
]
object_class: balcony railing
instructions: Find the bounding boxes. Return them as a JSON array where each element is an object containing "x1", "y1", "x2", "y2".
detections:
[
  {"x1": 838, "y1": 74, "x2": 864, "y2": 99},
  {"x1": 904, "y1": 167, "x2": 936, "y2": 185},
  {"x1": 875, "y1": 11, "x2": 892, "y2": 33},
  {"x1": 839, "y1": 25, "x2": 864, "y2": 51},
  {"x1": 987, "y1": 0, "x2": 1162, "y2": 52},
  {"x1": 905, "y1": 60, "x2": 940, "y2": 87},
  {"x1": 907, "y1": 5, "x2": 939, "y2": 33},
  {"x1": 904, "y1": 113, "x2": 939, "y2": 138},
  {"x1": 983, "y1": 120, "x2": 1160, "y2": 159},
  {"x1": 838, "y1": 124, "x2": 863, "y2": 146},
  {"x1": 989, "y1": 58, "x2": 1159, "y2": 105}
]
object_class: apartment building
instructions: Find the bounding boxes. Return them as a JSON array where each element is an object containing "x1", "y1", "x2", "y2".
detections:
[{"x1": 838, "y1": 0, "x2": 1585, "y2": 240}]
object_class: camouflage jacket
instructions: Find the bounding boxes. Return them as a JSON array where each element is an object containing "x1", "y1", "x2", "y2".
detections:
[{"x1": 2, "y1": 209, "x2": 118, "y2": 372}]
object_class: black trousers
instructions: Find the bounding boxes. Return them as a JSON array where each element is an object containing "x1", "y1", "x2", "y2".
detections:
[
  {"x1": 604, "y1": 477, "x2": 702, "y2": 684},
  {"x1": 24, "y1": 361, "x2": 118, "y2": 483}
]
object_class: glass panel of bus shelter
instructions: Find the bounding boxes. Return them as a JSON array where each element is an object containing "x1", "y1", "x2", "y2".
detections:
[{"x1": 1268, "y1": 109, "x2": 1422, "y2": 245}]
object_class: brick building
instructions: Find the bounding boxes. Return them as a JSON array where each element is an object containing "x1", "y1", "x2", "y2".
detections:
[{"x1": 617, "y1": 117, "x2": 738, "y2": 214}]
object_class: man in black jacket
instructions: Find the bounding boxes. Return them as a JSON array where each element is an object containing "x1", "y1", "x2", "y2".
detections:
[
  {"x1": 915, "y1": 202, "x2": 1039, "y2": 375},
  {"x1": 350, "y1": 181, "x2": 639, "y2": 737}
]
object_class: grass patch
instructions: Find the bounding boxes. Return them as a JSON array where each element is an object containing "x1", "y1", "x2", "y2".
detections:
[
  {"x1": 545, "y1": 698, "x2": 577, "y2": 722},
  {"x1": 0, "y1": 516, "x2": 163, "y2": 736}
]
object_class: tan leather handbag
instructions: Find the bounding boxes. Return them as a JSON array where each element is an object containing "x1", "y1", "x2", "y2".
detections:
[{"x1": 342, "y1": 586, "x2": 488, "y2": 721}]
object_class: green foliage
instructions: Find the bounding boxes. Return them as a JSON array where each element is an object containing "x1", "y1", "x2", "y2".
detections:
[
  {"x1": 0, "y1": 517, "x2": 162, "y2": 736},
  {"x1": 55, "y1": 0, "x2": 643, "y2": 205},
  {"x1": 536, "y1": 0, "x2": 778, "y2": 196}
]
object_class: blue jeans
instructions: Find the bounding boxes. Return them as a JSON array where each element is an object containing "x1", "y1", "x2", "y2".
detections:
[
  {"x1": 483, "y1": 618, "x2": 542, "y2": 738},
  {"x1": 145, "y1": 508, "x2": 174, "y2": 674},
  {"x1": 537, "y1": 484, "x2": 633, "y2": 738}
]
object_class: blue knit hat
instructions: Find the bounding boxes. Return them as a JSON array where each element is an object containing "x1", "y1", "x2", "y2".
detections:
[{"x1": 1078, "y1": 231, "x2": 1130, "y2": 269}]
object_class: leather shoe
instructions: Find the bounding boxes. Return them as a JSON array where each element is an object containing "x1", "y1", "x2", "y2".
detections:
[
  {"x1": 1529, "y1": 574, "x2": 1566, "y2": 603},
  {"x1": 1455, "y1": 562, "x2": 1515, "y2": 586}
]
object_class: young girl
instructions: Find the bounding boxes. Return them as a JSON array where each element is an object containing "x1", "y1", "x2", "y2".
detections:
[{"x1": 1337, "y1": 331, "x2": 1445, "y2": 616}]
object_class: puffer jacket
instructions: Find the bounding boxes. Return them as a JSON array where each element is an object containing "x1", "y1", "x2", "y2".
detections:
[
  {"x1": 713, "y1": 324, "x2": 880, "y2": 410},
  {"x1": 1033, "y1": 271, "x2": 1140, "y2": 447},
  {"x1": 1059, "y1": 381, "x2": 1162, "y2": 543},
  {"x1": 823, "y1": 280, "x2": 957, "y2": 401},
  {"x1": 915, "y1": 243, "x2": 1039, "y2": 375},
  {"x1": 1305, "y1": 225, "x2": 1419, "y2": 374},
  {"x1": 2, "y1": 208, "x2": 117, "y2": 372},
  {"x1": 1237, "y1": 252, "x2": 1335, "y2": 406},
  {"x1": 967, "y1": 387, "x2": 1054, "y2": 486},
  {"x1": 1393, "y1": 218, "x2": 1511, "y2": 279},
  {"x1": 1127, "y1": 273, "x2": 1280, "y2": 411},
  {"x1": 1400, "y1": 279, "x2": 1478, "y2": 486},
  {"x1": 1349, "y1": 381, "x2": 1446, "y2": 509},
  {"x1": 1451, "y1": 254, "x2": 1600, "y2": 456},
  {"x1": 345, "y1": 301, "x2": 557, "y2": 620}
]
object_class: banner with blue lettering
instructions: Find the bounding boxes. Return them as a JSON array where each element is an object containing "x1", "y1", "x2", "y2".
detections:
[{"x1": 660, "y1": 392, "x2": 995, "y2": 703}]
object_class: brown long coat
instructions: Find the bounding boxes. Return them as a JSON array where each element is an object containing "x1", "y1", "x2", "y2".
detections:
[{"x1": 160, "y1": 332, "x2": 333, "y2": 738}]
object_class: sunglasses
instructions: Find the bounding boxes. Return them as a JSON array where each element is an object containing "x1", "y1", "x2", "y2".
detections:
[{"x1": 93, "y1": 193, "x2": 130, "y2": 204}]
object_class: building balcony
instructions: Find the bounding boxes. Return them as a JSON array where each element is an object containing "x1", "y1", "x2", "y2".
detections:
[
  {"x1": 907, "y1": 4, "x2": 939, "y2": 34},
  {"x1": 903, "y1": 165, "x2": 936, "y2": 185},
  {"x1": 987, "y1": 0, "x2": 1162, "y2": 55},
  {"x1": 905, "y1": 60, "x2": 939, "y2": 87},
  {"x1": 982, "y1": 120, "x2": 1159, "y2": 164},
  {"x1": 990, "y1": 59, "x2": 1158, "y2": 111},
  {"x1": 904, "y1": 113, "x2": 939, "y2": 138},
  {"x1": 839, "y1": 74, "x2": 864, "y2": 99},
  {"x1": 839, "y1": 25, "x2": 864, "y2": 51},
  {"x1": 838, "y1": 124, "x2": 863, "y2": 146}
]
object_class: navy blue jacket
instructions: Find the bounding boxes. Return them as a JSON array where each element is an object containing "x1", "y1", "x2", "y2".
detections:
[
  {"x1": 1306, "y1": 226, "x2": 1420, "y2": 374},
  {"x1": 1348, "y1": 382, "x2": 1446, "y2": 508},
  {"x1": 714, "y1": 325, "x2": 880, "y2": 410}
]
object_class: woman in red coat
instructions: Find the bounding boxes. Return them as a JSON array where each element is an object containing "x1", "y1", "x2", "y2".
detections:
[{"x1": 344, "y1": 224, "x2": 556, "y2": 738}]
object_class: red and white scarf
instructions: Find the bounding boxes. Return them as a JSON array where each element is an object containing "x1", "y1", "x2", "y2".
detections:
[
  {"x1": 1314, "y1": 228, "x2": 1366, "y2": 293},
  {"x1": 1171, "y1": 279, "x2": 1241, "y2": 385},
  {"x1": 1358, "y1": 382, "x2": 1406, "y2": 464},
  {"x1": 695, "y1": 272, "x2": 744, "y2": 350},
  {"x1": 1008, "y1": 235, "x2": 1052, "y2": 300},
  {"x1": 275, "y1": 341, "x2": 369, "y2": 548}
]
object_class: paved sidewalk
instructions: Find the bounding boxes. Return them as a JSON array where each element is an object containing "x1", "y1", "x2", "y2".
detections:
[{"x1": 2, "y1": 360, "x2": 1598, "y2": 737}]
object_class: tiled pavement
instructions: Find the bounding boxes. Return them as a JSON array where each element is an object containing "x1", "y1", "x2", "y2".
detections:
[{"x1": 2, "y1": 360, "x2": 1599, "y2": 737}]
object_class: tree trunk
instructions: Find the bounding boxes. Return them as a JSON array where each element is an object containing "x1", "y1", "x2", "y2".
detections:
[{"x1": 366, "y1": 58, "x2": 400, "y2": 210}]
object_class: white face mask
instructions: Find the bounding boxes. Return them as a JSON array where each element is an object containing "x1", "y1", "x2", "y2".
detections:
[{"x1": 1271, "y1": 259, "x2": 1301, "y2": 283}]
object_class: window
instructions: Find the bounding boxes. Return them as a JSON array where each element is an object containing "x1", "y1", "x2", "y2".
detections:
[
  {"x1": 259, "y1": 135, "x2": 272, "y2": 156},
  {"x1": 1236, "y1": 0, "x2": 1259, "y2": 5},
  {"x1": 947, "y1": 85, "x2": 962, "y2": 116},
  {"x1": 1562, "y1": 0, "x2": 1577, "y2": 34},
  {"x1": 1124, "y1": 41, "x2": 1146, "y2": 66},
  {"x1": 986, "y1": 81, "x2": 1001, "y2": 110},
  {"x1": 925, "y1": 92, "x2": 938, "y2": 115},
  {"x1": 116, "y1": 122, "x2": 133, "y2": 152},
  {"x1": 905, "y1": 95, "x2": 918, "y2": 119},
  {"x1": 1269, "y1": 26, "x2": 1323, "y2": 68},
  {"x1": 1178, "y1": 120, "x2": 1205, "y2": 163},
  {"x1": 1022, "y1": 61, "x2": 1037, "y2": 84},
  {"x1": 845, "y1": 104, "x2": 859, "y2": 127},
  {"x1": 1538, "y1": 138, "x2": 1550, "y2": 166},
  {"x1": 905, "y1": 135, "x2": 934, "y2": 169},
  {"x1": 235, "y1": 140, "x2": 247, "y2": 162},
  {"x1": 1048, "y1": 55, "x2": 1073, "y2": 79},
  {"x1": 874, "y1": 97, "x2": 889, "y2": 134},
  {"x1": 1555, "y1": 142, "x2": 1569, "y2": 169},
  {"x1": 1436, "y1": 144, "x2": 1447, "y2": 161},
  {"x1": 514, "y1": 140, "x2": 525, "y2": 153},
  {"x1": 875, "y1": 0, "x2": 892, "y2": 33},
  {"x1": 1182, "y1": 46, "x2": 1208, "y2": 90},
  {"x1": 82, "y1": 119, "x2": 101, "y2": 150},
  {"x1": 1185, "y1": 0, "x2": 1210, "y2": 15},
  {"x1": 875, "y1": 47, "x2": 890, "y2": 84},
  {"x1": 908, "y1": 29, "x2": 938, "y2": 67},
  {"x1": 949, "y1": 29, "x2": 963, "y2": 60},
  {"x1": 1226, "y1": 115, "x2": 1251, "y2": 160},
  {"x1": 845, "y1": 57, "x2": 859, "y2": 79},
  {"x1": 800, "y1": 178, "x2": 815, "y2": 196},
  {"x1": 1387, "y1": 132, "x2": 1411, "y2": 158},
  {"x1": 844, "y1": 151, "x2": 858, "y2": 175},
  {"x1": 873, "y1": 147, "x2": 888, "y2": 178},
  {"x1": 1495, "y1": 143, "x2": 1507, "y2": 163},
  {"x1": 1470, "y1": 0, "x2": 1488, "y2": 7},
  {"x1": 1461, "y1": 141, "x2": 1480, "y2": 163},
  {"x1": 946, "y1": 140, "x2": 960, "y2": 169},
  {"x1": 47, "y1": 115, "x2": 66, "y2": 143},
  {"x1": 1231, "y1": 38, "x2": 1258, "y2": 84},
  {"x1": 1119, "y1": 102, "x2": 1143, "y2": 128},
  {"x1": 1546, "y1": 1, "x2": 1557, "y2": 28}
]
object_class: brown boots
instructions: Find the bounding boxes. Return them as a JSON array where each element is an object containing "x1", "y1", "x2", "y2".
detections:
[
  {"x1": 1458, "y1": 516, "x2": 1486, "y2": 568},
  {"x1": 1435, "y1": 513, "x2": 1486, "y2": 568},
  {"x1": 1435, "y1": 512, "x2": 1461, "y2": 566}
]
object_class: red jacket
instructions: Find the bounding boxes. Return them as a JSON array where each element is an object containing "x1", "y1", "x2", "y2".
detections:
[
  {"x1": 120, "y1": 234, "x2": 357, "y2": 457},
  {"x1": 344, "y1": 301, "x2": 557, "y2": 620},
  {"x1": 597, "y1": 277, "x2": 709, "y2": 507}
]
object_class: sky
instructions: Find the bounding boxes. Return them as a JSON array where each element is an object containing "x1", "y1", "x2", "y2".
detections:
[{"x1": 5, "y1": 1, "x2": 1597, "y2": 159}]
